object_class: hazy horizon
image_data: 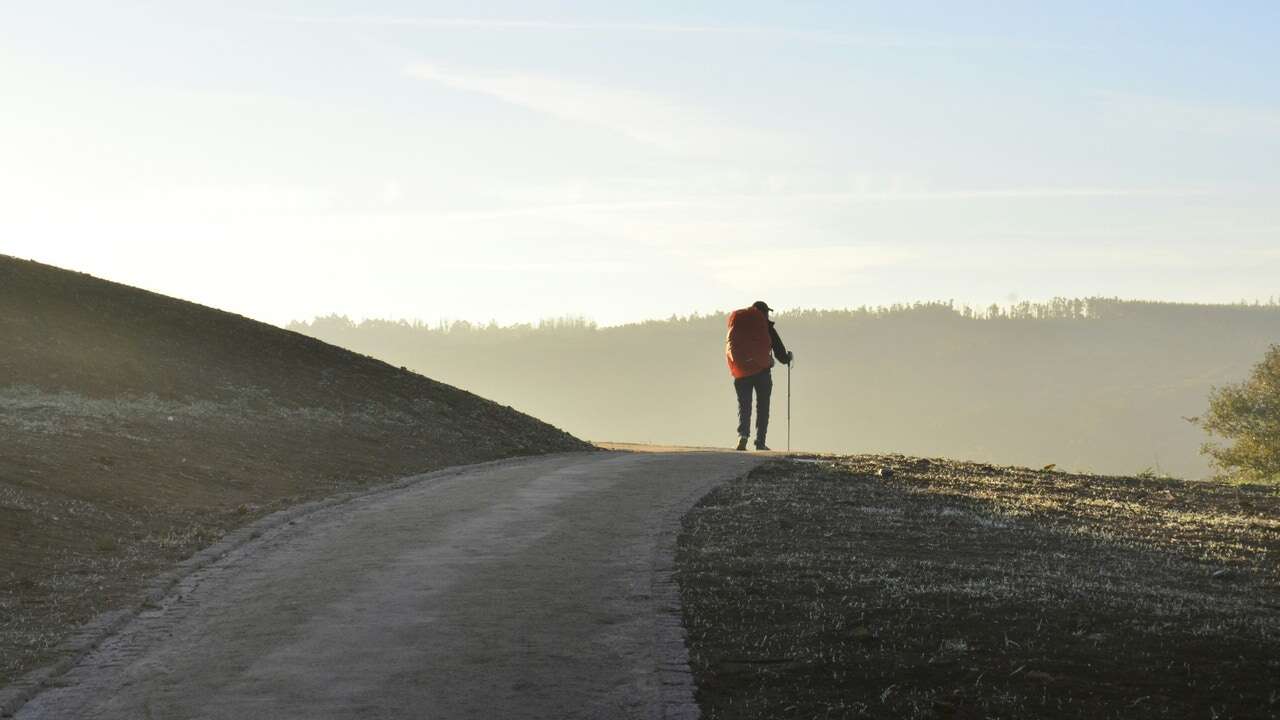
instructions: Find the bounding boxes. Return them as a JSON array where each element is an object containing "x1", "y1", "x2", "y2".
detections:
[
  {"x1": 290, "y1": 298, "x2": 1280, "y2": 480},
  {"x1": 4, "y1": 2, "x2": 1279, "y2": 328},
  {"x1": 292, "y1": 293, "x2": 1280, "y2": 331}
]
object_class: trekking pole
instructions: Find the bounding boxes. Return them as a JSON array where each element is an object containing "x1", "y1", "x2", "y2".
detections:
[{"x1": 787, "y1": 357, "x2": 792, "y2": 453}]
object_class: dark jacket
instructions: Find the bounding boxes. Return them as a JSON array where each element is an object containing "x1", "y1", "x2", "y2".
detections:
[{"x1": 768, "y1": 321, "x2": 790, "y2": 365}]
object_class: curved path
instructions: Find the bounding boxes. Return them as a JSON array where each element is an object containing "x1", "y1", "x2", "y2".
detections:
[{"x1": 16, "y1": 450, "x2": 762, "y2": 719}]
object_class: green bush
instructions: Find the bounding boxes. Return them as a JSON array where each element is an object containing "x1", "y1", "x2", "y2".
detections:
[{"x1": 1196, "y1": 344, "x2": 1280, "y2": 483}]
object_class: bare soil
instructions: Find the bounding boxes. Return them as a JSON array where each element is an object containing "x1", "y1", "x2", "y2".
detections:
[
  {"x1": 677, "y1": 455, "x2": 1280, "y2": 719},
  {"x1": 0, "y1": 255, "x2": 589, "y2": 686}
]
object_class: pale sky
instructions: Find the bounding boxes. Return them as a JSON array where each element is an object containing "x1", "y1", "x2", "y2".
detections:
[{"x1": 3, "y1": 2, "x2": 1278, "y2": 326}]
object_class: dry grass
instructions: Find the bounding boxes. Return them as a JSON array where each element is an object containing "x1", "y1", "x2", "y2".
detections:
[{"x1": 677, "y1": 455, "x2": 1280, "y2": 719}]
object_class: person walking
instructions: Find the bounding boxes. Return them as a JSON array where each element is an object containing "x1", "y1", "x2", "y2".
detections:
[{"x1": 725, "y1": 301, "x2": 793, "y2": 451}]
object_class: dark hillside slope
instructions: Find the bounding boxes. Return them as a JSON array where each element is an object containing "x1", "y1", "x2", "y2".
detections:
[{"x1": 0, "y1": 255, "x2": 588, "y2": 685}]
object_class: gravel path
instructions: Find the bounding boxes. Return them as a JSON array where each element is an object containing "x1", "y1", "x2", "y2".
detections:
[{"x1": 14, "y1": 450, "x2": 762, "y2": 719}]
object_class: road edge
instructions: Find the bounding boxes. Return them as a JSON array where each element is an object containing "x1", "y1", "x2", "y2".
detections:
[{"x1": 650, "y1": 454, "x2": 767, "y2": 720}]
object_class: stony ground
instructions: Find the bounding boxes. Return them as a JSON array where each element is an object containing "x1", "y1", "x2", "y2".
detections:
[
  {"x1": 0, "y1": 255, "x2": 589, "y2": 686},
  {"x1": 677, "y1": 455, "x2": 1280, "y2": 719}
]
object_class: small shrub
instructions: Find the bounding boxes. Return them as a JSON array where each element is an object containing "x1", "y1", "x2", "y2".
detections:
[{"x1": 1194, "y1": 344, "x2": 1280, "y2": 484}]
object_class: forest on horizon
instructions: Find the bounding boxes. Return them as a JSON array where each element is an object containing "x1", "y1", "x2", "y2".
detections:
[{"x1": 290, "y1": 298, "x2": 1280, "y2": 479}]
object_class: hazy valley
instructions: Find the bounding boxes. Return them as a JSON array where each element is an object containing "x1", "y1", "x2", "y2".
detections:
[{"x1": 293, "y1": 299, "x2": 1280, "y2": 480}]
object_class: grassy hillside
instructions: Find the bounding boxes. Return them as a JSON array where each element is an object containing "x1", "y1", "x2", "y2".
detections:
[
  {"x1": 678, "y1": 456, "x2": 1279, "y2": 718},
  {"x1": 0, "y1": 255, "x2": 589, "y2": 685},
  {"x1": 291, "y1": 300, "x2": 1280, "y2": 479}
]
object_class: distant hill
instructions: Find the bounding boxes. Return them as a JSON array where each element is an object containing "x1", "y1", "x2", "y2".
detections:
[
  {"x1": 0, "y1": 255, "x2": 588, "y2": 685},
  {"x1": 291, "y1": 299, "x2": 1280, "y2": 479}
]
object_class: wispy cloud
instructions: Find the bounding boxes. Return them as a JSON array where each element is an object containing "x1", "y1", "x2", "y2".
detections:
[
  {"x1": 434, "y1": 200, "x2": 702, "y2": 223},
  {"x1": 293, "y1": 16, "x2": 768, "y2": 33},
  {"x1": 430, "y1": 259, "x2": 631, "y2": 274},
  {"x1": 128, "y1": 184, "x2": 338, "y2": 216},
  {"x1": 1095, "y1": 91, "x2": 1280, "y2": 137},
  {"x1": 285, "y1": 15, "x2": 1032, "y2": 50},
  {"x1": 406, "y1": 62, "x2": 775, "y2": 154},
  {"x1": 778, "y1": 187, "x2": 1220, "y2": 202},
  {"x1": 425, "y1": 186, "x2": 1219, "y2": 223},
  {"x1": 707, "y1": 246, "x2": 915, "y2": 292}
]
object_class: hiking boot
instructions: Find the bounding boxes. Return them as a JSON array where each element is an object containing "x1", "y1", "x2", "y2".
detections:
[
  {"x1": 735, "y1": 436, "x2": 749, "y2": 451},
  {"x1": 755, "y1": 443, "x2": 771, "y2": 451}
]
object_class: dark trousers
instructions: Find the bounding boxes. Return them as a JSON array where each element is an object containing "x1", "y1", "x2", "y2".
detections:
[{"x1": 734, "y1": 369, "x2": 772, "y2": 445}]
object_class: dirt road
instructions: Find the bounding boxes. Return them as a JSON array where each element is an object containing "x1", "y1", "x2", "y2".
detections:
[{"x1": 14, "y1": 450, "x2": 763, "y2": 719}]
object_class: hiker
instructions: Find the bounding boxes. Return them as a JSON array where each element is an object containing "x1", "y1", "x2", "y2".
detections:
[{"x1": 725, "y1": 301, "x2": 793, "y2": 451}]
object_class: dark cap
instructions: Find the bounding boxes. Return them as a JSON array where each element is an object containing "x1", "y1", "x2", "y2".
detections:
[{"x1": 752, "y1": 300, "x2": 773, "y2": 313}]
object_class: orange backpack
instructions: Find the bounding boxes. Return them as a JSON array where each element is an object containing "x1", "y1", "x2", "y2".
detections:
[{"x1": 725, "y1": 306, "x2": 773, "y2": 379}]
